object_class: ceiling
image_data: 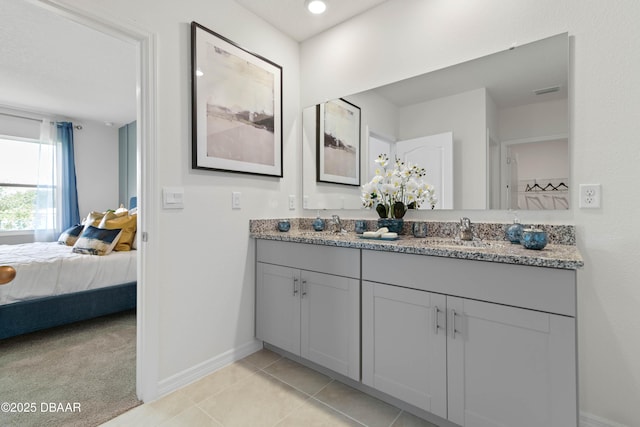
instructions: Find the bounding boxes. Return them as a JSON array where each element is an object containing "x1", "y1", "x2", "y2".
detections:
[
  {"x1": 371, "y1": 33, "x2": 568, "y2": 110},
  {"x1": 0, "y1": 0, "x2": 137, "y2": 126},
  {"x1": 0, "y1": 1, "x2": 564, "y2": 128},
  {"x1": 235, "y1": 0, "x2": 388, "y2": 42},
  {"x1": 0, "y1": 0, "x2": 385, "y2": 127}
]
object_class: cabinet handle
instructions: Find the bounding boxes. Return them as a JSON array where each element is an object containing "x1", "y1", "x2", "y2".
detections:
[
  {"x1": 301, "y1": 280, "x2": 307, "y2": 298},
  {"x1": 433, "y1": 306, "x2": 442, "y2": 334},
  {"x1": 450, "y1": 309, "x2": 460, "y2": 339},
  {"x1": 293, "y1": 277, "x2": 299, "y2": 296}
]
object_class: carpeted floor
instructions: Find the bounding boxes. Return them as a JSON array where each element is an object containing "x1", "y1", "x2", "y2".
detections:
[{"x1": 0, "y1": 310, "x2": 141, "y2": 427}]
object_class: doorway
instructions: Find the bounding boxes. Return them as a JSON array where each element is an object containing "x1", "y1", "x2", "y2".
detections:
[{"x1": 28, "y1": 1, "x2": 158, "y2": 402}]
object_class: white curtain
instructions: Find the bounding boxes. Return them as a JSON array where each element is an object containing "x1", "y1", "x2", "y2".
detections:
[{"x1": 33, "y1": 119, "x2": 62, "y2": 241}]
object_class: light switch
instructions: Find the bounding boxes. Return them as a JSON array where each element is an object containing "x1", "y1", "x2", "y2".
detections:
[
  {"x1": 162, "y1": 187, "x2": 184, "y2": 209},
  {"x1": 232, "y1": 192, "x2": 241, "y2": 209}
]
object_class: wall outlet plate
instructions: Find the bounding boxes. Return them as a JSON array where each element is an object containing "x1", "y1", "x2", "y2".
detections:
[
  {"x1": 232, "y1": 191, "x2": 241, "y2": 209},
  {"x1": 579, "y1": 184, "x2": 601, "y2": 208},
  {"x1": 288, "y1": 195, "x2": 296, "y2": 210}
]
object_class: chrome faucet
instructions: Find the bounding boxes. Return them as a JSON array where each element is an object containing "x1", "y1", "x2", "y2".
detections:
[
  {"x1": 459, "y1": 217, "x2": 473, "y2": 241},
  {"x1": 331, "y1": 214, "x2": 346, "y2": 233}
]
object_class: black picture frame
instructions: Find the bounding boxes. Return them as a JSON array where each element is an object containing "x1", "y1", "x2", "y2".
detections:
[
  {"x1": 316, "y1": 98, "x2": 361, "y2": 186},
  {"x1": 191, "y1": 22, "x2": 283, "y2": 177}
]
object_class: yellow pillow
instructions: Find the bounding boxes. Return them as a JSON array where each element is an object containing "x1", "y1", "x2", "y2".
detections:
[
  {"x1": 84, "y1": 211, "x2": 105, "y2": 227},
  {"x1": 98, "y1": 212, "x2": 137, "y2": 251}
]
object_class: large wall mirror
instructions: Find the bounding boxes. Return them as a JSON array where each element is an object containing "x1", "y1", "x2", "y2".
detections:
[{"x1": 302, "y1": 33, "x2": 569, "y2": 211}]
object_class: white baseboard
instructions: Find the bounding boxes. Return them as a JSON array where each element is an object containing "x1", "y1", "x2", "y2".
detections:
[
  {"x1": 156, "y1": 339, "x2": 262, "y2": 398},
  {"x1": 580, "y1": 412, "x2": 628, "y2": 427}
]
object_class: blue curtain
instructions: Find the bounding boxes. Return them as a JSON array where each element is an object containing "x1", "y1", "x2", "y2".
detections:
[{"x1": 57, "y1": 122, "x2": 80, "y2": 229}]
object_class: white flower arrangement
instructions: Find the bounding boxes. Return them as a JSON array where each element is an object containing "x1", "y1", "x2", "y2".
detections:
[{"x1": 361, "y1": 154, "x2": 437, "y2": 218}]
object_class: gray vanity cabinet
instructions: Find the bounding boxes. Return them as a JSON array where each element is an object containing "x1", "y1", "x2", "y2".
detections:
[
  {"x1": 446, "y1": 296, "x2": 575, "y2": 427},
  {"x1": 256, "y1": 240, "x2": 360, "y2": 381},
  {"x1": 361, "y1": 250, "x2": 577, "y2": 427},
  {"x1": 362, "y1": 282, "x2": 447, "y2": 418}
]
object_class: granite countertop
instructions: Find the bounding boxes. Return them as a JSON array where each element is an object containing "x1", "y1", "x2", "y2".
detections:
[{"x1": 250, "y1": 220, "x2": 584, "y2": 270}]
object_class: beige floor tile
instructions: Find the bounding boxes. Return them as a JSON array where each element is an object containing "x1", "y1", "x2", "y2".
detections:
[
  {"x1": 101, "y1": 389, "x2": 193, "y2": 427},
  {"x1": 391, "y1": 411, "x2": 440, "y2": 427},
  {"x1": 159, "y1": 405, "x2": 222, "y2": 427},
  {"x1": 198, "y1": 370, "x2": 309, "y2": 427},
  {"x1": 241, "y1": 347, "x2": 282, "y2": 369},
  {"x1": 314, "y1": 381, "x2": 401, "y2": 427},
  {"x1": 183, "y1": 360, "x2": 258, "y2": 403},
  {"x1": 263, "y1": 357, "x2": 333, "y2": 395},
  {"x1": 275, "y1": 398, "x2": 365, "y2": 427}
]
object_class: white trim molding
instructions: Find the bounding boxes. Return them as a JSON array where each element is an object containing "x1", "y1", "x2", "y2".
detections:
[
  {"x1": 157, "y1": 340, "x2": 263, "y2": 398},
  {"x1": 580, "y1": 411, "x2": 629, "y2": 427}
]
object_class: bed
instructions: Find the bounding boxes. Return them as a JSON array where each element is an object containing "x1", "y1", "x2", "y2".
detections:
[{"x1": 0, "y1": 241, "x2": 137, "y2": 340}]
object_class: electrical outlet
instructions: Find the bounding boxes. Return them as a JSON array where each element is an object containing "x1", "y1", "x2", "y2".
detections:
[
  {"x1": 579, "y1": 184, "x2": 601, "y2": 208},
  {"x1": 232, "y1": 192, "x2": 241, "y2": 209},
  {"x1": 288, "y1": 195, "x2": 296, "y2": 210},
  {"x1": 303, "y1": 196, "x2": 309, "y2": 209}
]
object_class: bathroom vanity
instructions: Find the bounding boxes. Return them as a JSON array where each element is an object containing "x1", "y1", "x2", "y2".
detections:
[{"x1": 251, "y1": 219, "x2": 582, "y2": 427}]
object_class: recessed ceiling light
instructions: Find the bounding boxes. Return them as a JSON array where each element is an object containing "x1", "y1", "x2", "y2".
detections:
[{"x1": 306, "y1": 0, "x2": 327, "y2": 15}]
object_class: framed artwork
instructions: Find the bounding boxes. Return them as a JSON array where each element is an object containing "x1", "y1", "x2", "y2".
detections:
[
  {"x1": 191, "y1": 22, "x2": 283, "y2": 177},
  {"x1": 316, "y1": 98, "x2": 361, "y2": 186}
]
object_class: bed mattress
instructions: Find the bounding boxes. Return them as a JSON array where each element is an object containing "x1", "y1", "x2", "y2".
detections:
[{"x1": 0, "y1": 242, "x2": 136, "y2": 306}]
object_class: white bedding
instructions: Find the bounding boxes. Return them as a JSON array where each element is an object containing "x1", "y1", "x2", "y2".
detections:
[{"x1": 0, "y1": 242, "x2": 136, "y2": 306}]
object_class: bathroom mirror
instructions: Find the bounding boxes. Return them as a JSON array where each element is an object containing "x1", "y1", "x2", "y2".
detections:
[{"x1": 302, "y1": 33, "x2": 569, "y2": 211}]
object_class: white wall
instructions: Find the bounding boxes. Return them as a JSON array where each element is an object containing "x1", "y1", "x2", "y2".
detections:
[
  {"x1": 499, "y1": 98, "x2": 568, "y2": 141},
  {"x1": 300, "y1": 0, "x2": 640, "y2": 425},
  {"x1": 510, "y1": 139, "x2": 569, "y2": 182},
  {"x1": 74, "y1": 120, "x2": 119, "y2": 216},
  {"x1": 58, "y1": 0, "x2": 300, "y2": 391}
]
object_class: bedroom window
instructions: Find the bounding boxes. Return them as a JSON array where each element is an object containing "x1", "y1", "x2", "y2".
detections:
[{"x1": 0, "y1": 136, "x2": 56, "y2": 231}]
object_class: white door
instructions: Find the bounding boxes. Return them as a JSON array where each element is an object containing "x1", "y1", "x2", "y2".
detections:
[
  {"x1": 447, "y1": 297, "x2": 576, "y2": 427},
  {"x1": 395, "y1": 132, "x2": 454, "y2": 209},
  {"x1": 367, "y1": 132, "x2": 394, "y2": 182},
  {"x1": 301, "y1": 271, "x2": 360, "y2": 381},
  {"x1": 256, "y1": 263, "x2": 301, "y2": 356},
  {"x1": 362, "y1": 281, "x2": 447, "y2": 418}
]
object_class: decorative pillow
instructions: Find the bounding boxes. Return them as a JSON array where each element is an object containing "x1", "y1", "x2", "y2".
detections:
[
  {"x1": 72, "y1": 226, "x2": 122, "y2": 256},
  {"x1": 57, "y1": 224, "x2": 84, "y2": 246},
  {"x1": 83, "y1": 211, "x2": 105, "y2": 227},
  {"x1": 83, "y1": 209, "x2": 128, "y2": 227},
  {"x1": 98, "y1": 212, "x2": 137, "y2": 251}
]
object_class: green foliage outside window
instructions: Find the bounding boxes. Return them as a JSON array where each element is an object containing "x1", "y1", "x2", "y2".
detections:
[{"x1": 0, "y1": 187, "x2": 37, "y2": 230}]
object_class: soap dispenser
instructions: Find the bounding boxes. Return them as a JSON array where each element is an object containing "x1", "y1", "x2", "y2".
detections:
[
  {"x1": 312, "y1": 211, "x2": 325, "y2": 231},
  {"x1": 505, "y1": 211, "x2": 524, "y2": 244}
]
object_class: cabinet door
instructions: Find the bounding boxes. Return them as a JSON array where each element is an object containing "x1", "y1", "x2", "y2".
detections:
[
  {"x1": 256, "y1": 263, "x2": 301, "y2": 356},
  {"x1": 300, "y1": 270, "x2": 360, "y2": 381},
  {"x1": 362, "y1": 281, "x2": 447, "y2": 418},
  {"x1": 447, "y1": 297, "x2": 576, "y2": 427}
]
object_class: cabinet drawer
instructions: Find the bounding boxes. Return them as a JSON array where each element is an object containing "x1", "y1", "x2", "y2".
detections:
[
  {"x1": 362, "y1": 250, "x2": 575, "y2": 317},
  {"x1": 257, "y1": 240, "x2": 360, "y2": 279}
]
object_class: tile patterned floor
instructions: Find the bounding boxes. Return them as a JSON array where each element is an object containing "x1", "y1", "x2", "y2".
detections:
[{"x1": 101, "y1": 348, "x2": 440, "y2": 427}]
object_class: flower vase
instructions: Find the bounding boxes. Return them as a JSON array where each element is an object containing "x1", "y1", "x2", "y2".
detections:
[{"x1": 378, "y1": 218, "x2": 404, "y2": 234}]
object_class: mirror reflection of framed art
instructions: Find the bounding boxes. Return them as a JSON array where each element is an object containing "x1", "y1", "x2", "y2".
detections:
[{"x1": 316, "y1": 98, "x2": 361, "y2": 186}]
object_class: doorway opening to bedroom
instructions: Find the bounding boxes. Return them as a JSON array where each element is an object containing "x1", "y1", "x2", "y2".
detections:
[{"x1": 0, "y1": 0, "x2": 157, "y2": 416}]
